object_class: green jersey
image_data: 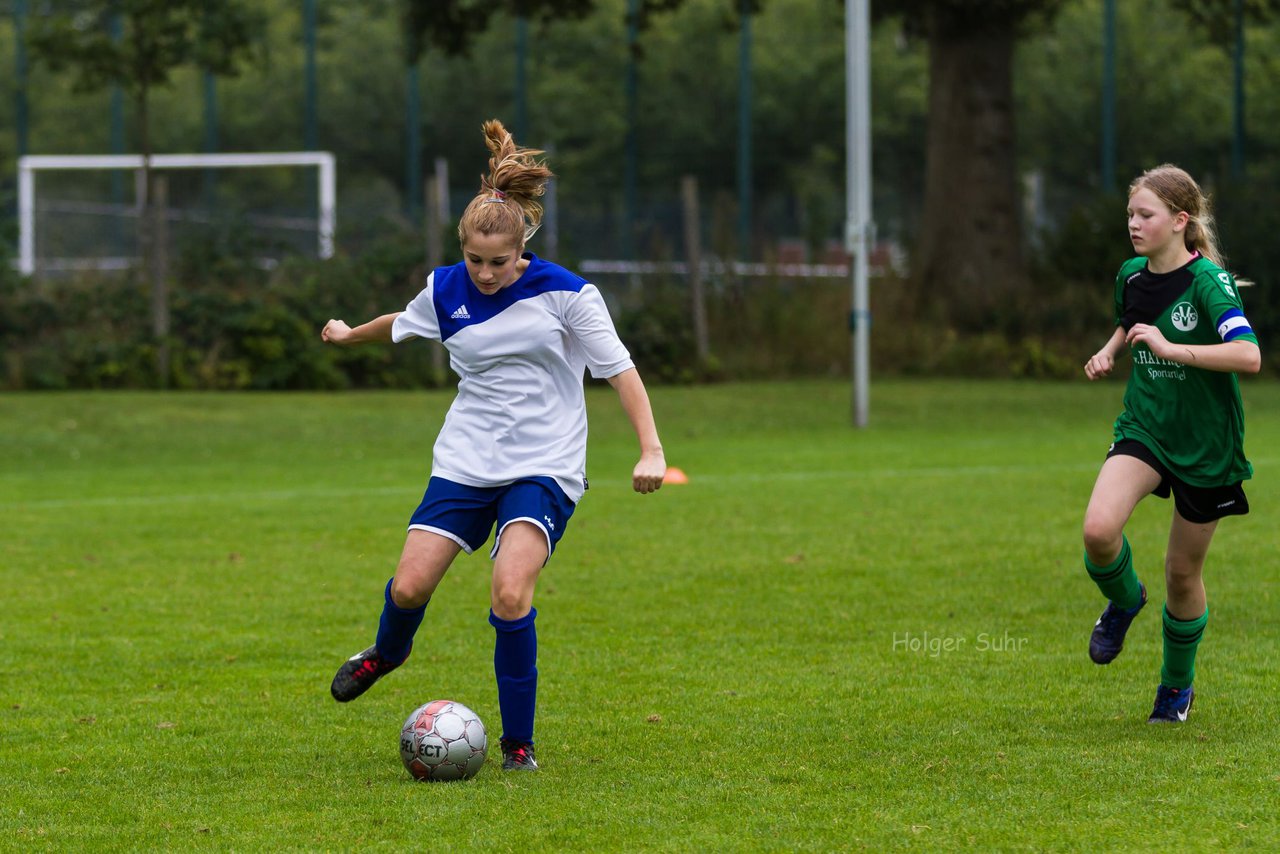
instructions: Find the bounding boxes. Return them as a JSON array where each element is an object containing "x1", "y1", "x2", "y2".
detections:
[{"x1": 1111, "y1": 254, "x2": 1257, "y2": 487}]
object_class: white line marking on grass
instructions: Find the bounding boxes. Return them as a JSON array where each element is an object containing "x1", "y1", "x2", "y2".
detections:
[
  {"x1": 5, "y1": 485, "x2": 411, "y2": 511},
  {"x1": 691, "y1": 461, "x2": 1101, "y2": 484},
  {"x1": 6, "y1": 458, "x2": 1275, "y2": 510}
]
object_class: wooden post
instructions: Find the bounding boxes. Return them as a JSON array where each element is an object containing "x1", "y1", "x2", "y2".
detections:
[
  {"x1": 425, "y1": 176, "x2": 443, "y2": 269},
  {"x1": 424, "y1": 173, "x2": 446, "y2": 385},
  {"x1": 681, "y1": 175, "x2": 710, "y2": 364},
  {"x1": 151, "y1": 174, "x2": 170, "y2": 388}
]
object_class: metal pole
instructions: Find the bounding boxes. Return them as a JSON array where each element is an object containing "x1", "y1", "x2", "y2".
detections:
[
  {"x1": 846, "y1": 0, "x2": 871, "y2": 428},
  {"x1": 304, "y1": 0, "x2": 318, "y2": 151},
  {"x1": 624, "y1": 0, "x2": 639, "y2": 260},
  {"x1": 15, "y1": 0, "x2": 29, "y2": 158},
  {"x1": 406, "y1": 62, "x2": 422, "y2": 222},
  {"x1": 318, "y1": 154, "x2": 336, "y2": 259},
  {"x1": 1232, "y1": 0, "x2": 1245, "y2": 179},
  {"x1": 110, "y1": 11, "x2": 125, "y2": 254},
  {"x1": 203, "y1": 71, "x2": 218, "y2": 209},
  {"x1": 544, "y1": 146, "x2": 559, "y2": 259},
  {"x1": 18, "y1": 159, "x2": 34, "y2": 274},
  {"x1": 737, "y1": 0, "x2": 752, "y2": 260},
  {"x1": 1101, "y1": 0, "x2": 1116, "y2": 190},
  {"x1": 515, "y1": 16, "x2": 529, "y2": 142}
]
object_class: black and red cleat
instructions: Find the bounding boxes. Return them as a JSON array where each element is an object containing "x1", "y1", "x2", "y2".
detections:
[
  {"x1": 500, "y1": 738, "x2": 539, "y2": 771},
  {"x1": 330, "y1": 645, "x2": 404, "y2": 702}
]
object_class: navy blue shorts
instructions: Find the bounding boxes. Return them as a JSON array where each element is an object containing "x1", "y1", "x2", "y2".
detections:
[
  {"x1": 407, "y1": 476, "x2": 576, "y2": 561},
  {"x1": 1107, "y1": 439, "x2": 1249, "y2": 524}
]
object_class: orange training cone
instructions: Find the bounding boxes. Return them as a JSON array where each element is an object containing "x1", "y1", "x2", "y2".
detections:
[{"x1": 663, "y1": 466, "x2": 689, "y2": 485}]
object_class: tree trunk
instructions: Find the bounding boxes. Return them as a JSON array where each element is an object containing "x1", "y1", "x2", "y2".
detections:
[
  {"x1": 914, "y1": 16, "x2": 1026, "y2": 331},
  {"x1": 681, "y1": 174, "x2": 710, "y2": 365}
]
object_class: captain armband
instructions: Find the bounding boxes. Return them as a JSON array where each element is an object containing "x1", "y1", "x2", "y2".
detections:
[{"x1": 1216, "y1": 308, "x2": 1254, "y2": 342}]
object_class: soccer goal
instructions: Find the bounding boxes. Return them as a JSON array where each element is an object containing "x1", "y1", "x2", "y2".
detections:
[{"x1": 17, "y1": 151, "x2": 336, "y2": 275}]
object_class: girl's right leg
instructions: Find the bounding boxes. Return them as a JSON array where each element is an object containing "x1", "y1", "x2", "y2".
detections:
[
  {"x1": 377, "y1": 530, "x2": 463, "y2": 659},
  {"x1": 1083, "y1": 453, "x2": 1162, "y2": 566},
  {"x1": 1081, "y1": 454, "x2": 1162, "y2": 663},
  {"x1": 331, "y1": 530, "x2": 461, "y2": 703},
  {"x1": 390, "y1": 529, "x2": 464, "y2": 608}
]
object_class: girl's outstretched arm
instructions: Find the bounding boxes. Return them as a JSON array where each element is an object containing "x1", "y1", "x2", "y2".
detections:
[
  {"x1": 606, "y1": 368, "x2": 666, "y2": 494},
  {"x1": 322, "y1": 312, "x2": 400, "y2": 345}
]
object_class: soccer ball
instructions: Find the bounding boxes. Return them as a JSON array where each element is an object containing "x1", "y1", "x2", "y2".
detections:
[{"x1": 399, "y1": 700, "x2": 487, "y2": 781}]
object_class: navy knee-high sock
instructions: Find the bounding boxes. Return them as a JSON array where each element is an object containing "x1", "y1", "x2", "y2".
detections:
[
  {"x1": 489, "y1": 608, "x2": 537, "y2": 744},
  {"x1": 375, "y1": 578, "x2": 426, "y2": 664}
]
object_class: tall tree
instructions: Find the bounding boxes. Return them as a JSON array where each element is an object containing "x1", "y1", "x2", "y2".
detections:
[
  {"x1": 28, "y1": 0, "x2": 260, "y2": 195},
  {"x1": 410, "y1": 0, "x2": 1058, "y2": 329},
  {"x1": 876, "y1": 0, "x2": 1066, "y2": 330},
  {"x1": 28, "y1": 0, "x2": 260, "y2": 384}
]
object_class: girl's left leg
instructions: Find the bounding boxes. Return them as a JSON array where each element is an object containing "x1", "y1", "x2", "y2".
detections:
[
  {"x1": 1161, "y1": 511, "x2": 1217, "y2": 690},
  {"x1": 489, "y1": 521, "x2": 548, "y2": 767}
]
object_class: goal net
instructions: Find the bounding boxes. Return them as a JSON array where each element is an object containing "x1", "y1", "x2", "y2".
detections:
[{"x1": 17, "y1": 151, "x2": 336, "y2": 275}]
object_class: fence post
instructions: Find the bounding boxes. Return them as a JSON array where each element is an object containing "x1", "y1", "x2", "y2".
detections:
[
  {"x1": 423, "y1": 174, "x2": 447, "y2": 385},
  {"x1": 151, "y1": 175, "x2": 171, "y2": 388},
  {"x1": 681, "y1": 175, "x2": 710, "y2": 364}
]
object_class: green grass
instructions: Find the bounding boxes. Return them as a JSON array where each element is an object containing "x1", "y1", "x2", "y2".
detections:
[{"x1": 3, "y1": 379, "x2": 1278, "y2": 851}]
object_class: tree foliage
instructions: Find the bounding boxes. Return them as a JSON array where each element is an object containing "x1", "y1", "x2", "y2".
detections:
[
  {"x1": 27, "y1": 1, "x2": 261, "y2": 102},
  {"x1": 26, "y1": 0, "x2": 261, "y2": 162}
]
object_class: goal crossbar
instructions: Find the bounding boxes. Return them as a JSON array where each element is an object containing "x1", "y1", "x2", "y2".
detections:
[{"x1": 17, "y1": 151, "x2": 336, "y2": 274}]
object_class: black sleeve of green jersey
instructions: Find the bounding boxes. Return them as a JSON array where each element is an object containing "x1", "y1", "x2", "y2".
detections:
[{"x1": 1113, "y1": 257, "x2": 1144, "y2": 328}]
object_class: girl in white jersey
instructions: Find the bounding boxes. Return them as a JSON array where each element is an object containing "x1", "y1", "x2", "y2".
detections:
[
  {"x1": 1081, "y1": 164, "x2": 1259, "y2": 724},
  {"x1": 321, "y1": 120, "x2": 667, "y2": 771}
]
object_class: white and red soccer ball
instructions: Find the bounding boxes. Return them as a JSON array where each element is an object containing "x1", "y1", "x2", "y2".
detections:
[{"x1": 399, "y1": 700, "x2": 487, "y2": 781}]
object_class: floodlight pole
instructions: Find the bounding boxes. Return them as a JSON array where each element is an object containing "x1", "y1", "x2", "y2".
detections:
[
  {"x1": 1101, "y1": 0, "x2": 1116, "y2": 190},
  {"x1": 15, "y1": 0, "x2": 29, "y2": 158},
  {"x1": 1232, "y1": 0, "x2": 1245, "y2": 179},
  {"x1": 303, "y1": 0, "x2": 318, "y2": 151},
  {"x1": 845, "y1": 0, "x2": 872, "y2": 428}
]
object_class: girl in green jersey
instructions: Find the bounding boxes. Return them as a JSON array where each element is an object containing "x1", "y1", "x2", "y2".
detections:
[{"x1": 1081, "y1": 164, "x2": 1260, "y2": 723}]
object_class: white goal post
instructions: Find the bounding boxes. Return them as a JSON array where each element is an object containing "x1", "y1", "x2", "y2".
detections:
[{"x1": 17, "y1": 151, "x2": 336, "y2": 275}]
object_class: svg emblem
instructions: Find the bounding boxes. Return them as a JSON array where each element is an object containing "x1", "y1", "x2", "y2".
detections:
[{"x1": 1171, "y1": 302, "x2": 1198, "y2": 332}]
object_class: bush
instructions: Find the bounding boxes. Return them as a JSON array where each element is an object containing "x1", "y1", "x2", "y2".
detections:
[
  {"x1": 0, "y1": 228, "x2": 445, "y2": 391},
  {"x1": 0, "y1": 215, "x2": 1191, "y2": 390}
]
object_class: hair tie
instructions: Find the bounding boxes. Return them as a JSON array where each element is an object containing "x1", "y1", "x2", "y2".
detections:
[{"x1": 483, "y1": 188, "x2": 507, "y2": 204}]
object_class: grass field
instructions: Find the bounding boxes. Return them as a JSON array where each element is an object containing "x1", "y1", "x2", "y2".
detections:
[{"x1": 3, "y1": 379, "x2": 1278, "y2": 851}]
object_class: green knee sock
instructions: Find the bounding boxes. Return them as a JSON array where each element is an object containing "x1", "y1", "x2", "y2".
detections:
[
  {"x1": 1161, "y1": 605, "x2": 1208, "y2": 689},
  {"x1": 1084, "y1": 535, "x2": 1143, "y2": 611}
]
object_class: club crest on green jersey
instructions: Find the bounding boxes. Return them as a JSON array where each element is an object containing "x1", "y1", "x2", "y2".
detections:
[{"x1": 1171, "y1": 302, "x2": 1198, "y2": 332}]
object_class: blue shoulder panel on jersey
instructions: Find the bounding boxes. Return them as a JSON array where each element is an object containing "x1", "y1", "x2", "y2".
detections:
[{"x1": 433, "y1": 254, "x2": 587, "y2": 342}]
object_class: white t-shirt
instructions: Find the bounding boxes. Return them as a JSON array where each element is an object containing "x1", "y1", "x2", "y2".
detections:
[{"x1": 391, "y1": 253, "x2": 633, "y2": 503}]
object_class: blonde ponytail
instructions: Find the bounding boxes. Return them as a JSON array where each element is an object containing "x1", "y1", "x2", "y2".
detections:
[{"x1": 458, "y1": 120, "x2": 554, "y2": 246}]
